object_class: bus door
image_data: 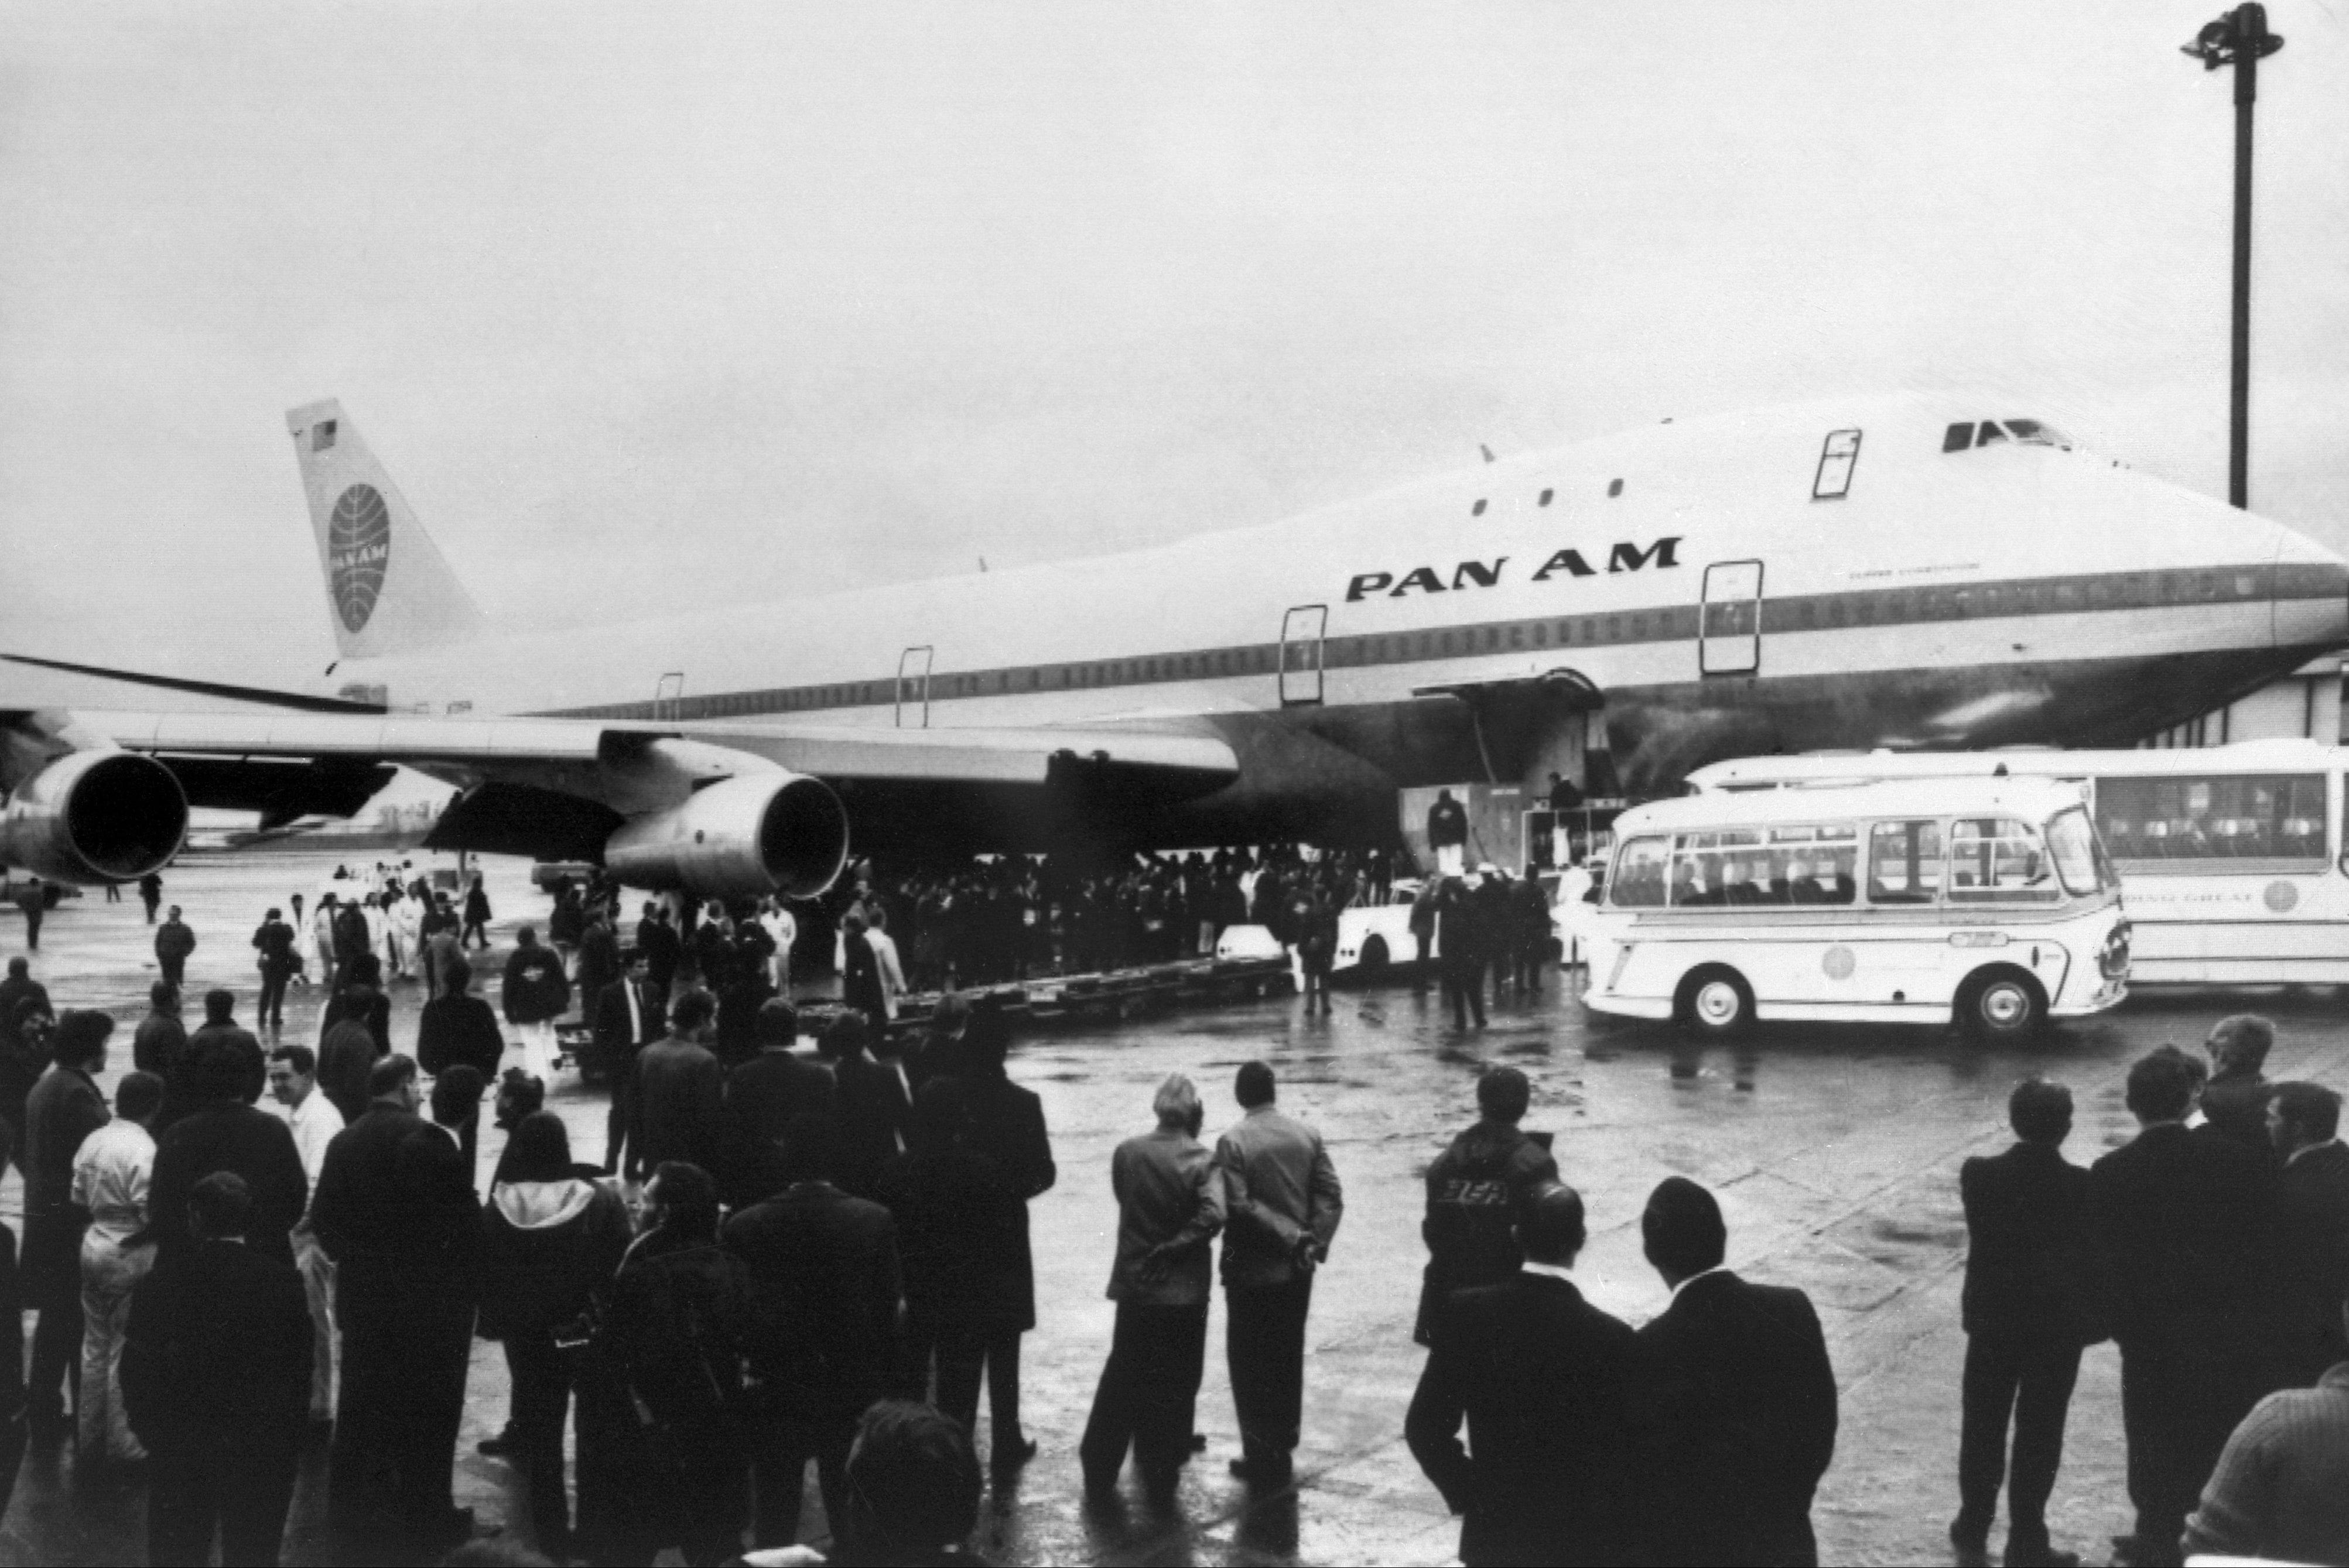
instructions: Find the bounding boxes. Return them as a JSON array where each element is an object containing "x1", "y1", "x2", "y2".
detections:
[
  {"x1": 896, "y1": 646, "x2": 933, "y2": 728},
  {"x1": 1701, "y1": 561, "x2": 1763, "y2": 676},
  {"x1": 1280, "y1": 604, "x2": 1327, "y2": 706}
]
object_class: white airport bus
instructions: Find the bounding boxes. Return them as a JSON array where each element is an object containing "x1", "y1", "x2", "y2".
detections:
[
  {"x1": 1584, "y1": 778, "x2": 2130, "y2": 1035},
  {"x1": 1689, "y1": 740, "x2": 2349, "y2": 987}
]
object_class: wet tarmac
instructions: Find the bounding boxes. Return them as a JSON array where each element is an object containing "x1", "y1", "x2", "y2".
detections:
[{"x1": 4, "y1": 848, "x2": 2348, "y2": 1566}]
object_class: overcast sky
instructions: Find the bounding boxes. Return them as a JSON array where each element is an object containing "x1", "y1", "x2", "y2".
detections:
[{"x1": 3, "y1": 1, "x2": 2345, "y2": 686}]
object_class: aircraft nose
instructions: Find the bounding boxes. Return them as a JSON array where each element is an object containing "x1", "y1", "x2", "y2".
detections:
[{"x1": 2269, "y1": 519, "x2": 2349, "y2": 653}]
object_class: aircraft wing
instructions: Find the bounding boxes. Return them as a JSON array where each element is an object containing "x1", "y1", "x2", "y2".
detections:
[
  {"x1": 1, "y1": 703, "x2": 1239, "y2": 888},
  {"x1": 73, "y1": 708, "x2": 1235, "y2": 787}
]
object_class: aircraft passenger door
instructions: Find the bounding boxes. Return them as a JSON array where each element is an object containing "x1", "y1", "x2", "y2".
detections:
[
  {"x1": 1280, "y1": 604, "x2": 1328, "y2": 707},
  {"x1": 654, "y1": 670, "x2": 685, "y2": 721},
  {"x1": 895, "y1": 646, "x2": 933, "y2": 728},
  {"x1": 1700, "y1": 561, "x2": 1763, "y2": 676}
]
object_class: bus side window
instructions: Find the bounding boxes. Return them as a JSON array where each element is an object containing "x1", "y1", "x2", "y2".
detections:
[
  {"x1": 1947, "y1": 818, "x2": 2058, "y2": 902},
  {"x1": 1609, "y1": 837, "x2": 1669, "y2": 907},
  {"x1": 1866, "y1": 819, "x2": 1943, "y2": 904},
  {"x1": 2094, "y1": 773, "x2": 2327, "y2": 865}
]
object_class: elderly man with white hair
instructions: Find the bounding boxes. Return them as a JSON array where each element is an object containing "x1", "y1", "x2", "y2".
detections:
[{"x1": 1079, "y1": 1072, "x2": 1227, "y2": 1507}]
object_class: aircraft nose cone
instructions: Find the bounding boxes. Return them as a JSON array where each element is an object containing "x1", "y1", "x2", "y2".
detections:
[{"x1": 2270, "y1": 521, "x2": 2349, "y2": 653}]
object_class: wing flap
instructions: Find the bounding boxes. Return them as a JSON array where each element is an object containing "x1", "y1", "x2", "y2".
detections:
[{"x1": 72, "y1": 708, "x2": 1237, "y2": 796}]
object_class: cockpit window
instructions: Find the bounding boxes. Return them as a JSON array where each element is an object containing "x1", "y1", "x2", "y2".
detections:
[
  {"x1": 1942, "y1": 419, "x2": 2076, "y2": 454},
  {"x1": 2002, "y1": 419, "x2": 2072, "y2": 449}
]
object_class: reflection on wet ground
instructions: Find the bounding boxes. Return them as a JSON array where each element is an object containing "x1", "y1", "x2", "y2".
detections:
[{"x1": 4, "y1": 851, "x2": 2347, "y2": 1564}]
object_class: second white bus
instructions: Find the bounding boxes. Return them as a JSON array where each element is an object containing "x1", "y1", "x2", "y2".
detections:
[
  {"x1": 1690, "y1": 739, "x2": 2349, "y2": 987},
  {"x1": 1584, "y1": 778, "x2": 2131, "y2": 1035}
]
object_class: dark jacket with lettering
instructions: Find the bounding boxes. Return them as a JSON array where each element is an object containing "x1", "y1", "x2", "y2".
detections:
[
  {"x1": 1415, "y1": 1122, "x2": 1560, "y2": 1346},
  {"x1": 500, "y1": 944, "x2": 571, "y2": 1026}
]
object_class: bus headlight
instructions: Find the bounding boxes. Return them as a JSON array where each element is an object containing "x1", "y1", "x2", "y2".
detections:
[{"x1": 2098, "y1": 921, "x2": 2132, "y2": 980}]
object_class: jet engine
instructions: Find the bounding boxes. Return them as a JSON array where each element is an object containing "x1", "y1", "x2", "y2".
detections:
[
  {"x1": 603, "y1": 772, "x2": 849, "y2": 900},
  {"x1": 0, "y1": 749, "x2": 189, "y2": 885}
]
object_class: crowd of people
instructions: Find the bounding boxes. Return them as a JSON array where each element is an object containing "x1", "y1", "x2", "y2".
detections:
[
  {"x1": 2, "y1": 849, "x2": 2348, "y2": 1568},
  {"x1": 1950, "y1": 1017, "x2": 2349, "y2": 1568}
]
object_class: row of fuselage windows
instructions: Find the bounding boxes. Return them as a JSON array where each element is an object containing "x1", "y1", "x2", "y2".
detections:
[
  {"x1": 559, "y1": 566, "x2": 2275, "y2": 723},
  {"x1": 1468, "y1": 477, "x2": 1627, "y2": 517}
]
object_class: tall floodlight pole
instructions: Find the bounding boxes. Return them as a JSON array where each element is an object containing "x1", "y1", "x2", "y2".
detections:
[{"x1": 2182, "y1": 4, "x2": 2283, "y2": 511}]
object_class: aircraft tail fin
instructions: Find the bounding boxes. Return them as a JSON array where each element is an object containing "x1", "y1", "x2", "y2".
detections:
[{"x1": 285, "y1": 400, "x2": 488, "y2": 661}]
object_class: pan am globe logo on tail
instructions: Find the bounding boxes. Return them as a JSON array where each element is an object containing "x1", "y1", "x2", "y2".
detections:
[{"x1": 328, "y1": 484, "x2": 391, "y2": 632}]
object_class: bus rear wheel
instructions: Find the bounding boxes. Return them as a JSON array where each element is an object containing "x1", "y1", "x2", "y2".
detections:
[
  {"x1": 1358, "y1": 935, "x2": 1390, "y2": 978},
  {"x1": 1680, "y1": 966, "x2": 1754, "y2": 1037},
  {"x1": 1961, "y1": 968, "x2": 2047, "y2": 1039}
]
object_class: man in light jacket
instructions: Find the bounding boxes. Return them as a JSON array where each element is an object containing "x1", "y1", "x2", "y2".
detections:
[
  {"x1": 1081, "y1": 1073, "x2": 1226, "y2": 1505},
  {"x1": 1213, "y1": 1060, "x2": 1343, "y2": 1490}
]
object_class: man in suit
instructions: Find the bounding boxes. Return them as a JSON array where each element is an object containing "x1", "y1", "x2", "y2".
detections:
[
  {"x1": 952, "y1": 1006, "x2": 1055, "y2": 1473},
  {"x1": 2270, "y1": 1081, "x2": 2349, "y2": 1381},
  {"x1": 1408, "y1": 1183, "x2": 1642, "y2": 1566},
  {"x1": 153, "y1": 906, "x2": 197, "y2": 990},
  {"x1": 1214, "y1": 1060, "x2": 1343, "y2": 1490},
  {"x1": 2200, "y1": 1015, "x2": 2276, "y2": 1155},
  {"x1": 2091, "y1": 1047, "x2": 2282, "y2": 1567},
  {"x1": 1952, "y1": 1079, "x2": 2106, "y2": 1568},
  {"x1": 0, "y1": 960, "x2": 50, "y2": 1179},
  {"x1": 133, "y1": 980, "x2": 186, "y2": 1080},
  {"x1": 722, "y1": 1114, "x2": 904, "y2": 1549},
  {"x1": 595, "y1": 950, "x2": 664, "y2": 1178},
  {"x1": 1635, "y1": 1175, "x2": 1838, "y2": 1567},
  {"x1": 635, "y1": 903, "x2": 682, "y2": 1002},
  {"x1": 122, "y1": 1172, "x2": 312, "y2": 1568},
  {"x1": 831, "y1": 1009, "x2": 912, "y2": 1197},
  {"x1": 627, "y1": 989, "x2": 726, "y2": 1183},
  {"x1": 251, "y1": 906, "x2": 299, "y2": 1033},
  {"x1": 1427, "y1": 788, "x2": 1469, "y2": 878},
  {"x1": 722, "y1": 998, "x2": 833, "y2": 1207},
  {"x1": 148, "y1": 1035, "x2": 310, "y2": 1266},
  {"x1": 573, "y1": 908, "x2": 621, "y2": 1022},
  {"x1": 311, "y1": 1054, "x2": 481, "y2": 1555},
  {"x1": 22, "y1": 1009, "x2": 112, "y2": 1437}
]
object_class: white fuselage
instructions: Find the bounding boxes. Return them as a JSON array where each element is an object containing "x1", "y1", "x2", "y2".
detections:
[{"x1": 334, "y1": 392, "x2": 2345, "y2": 827}]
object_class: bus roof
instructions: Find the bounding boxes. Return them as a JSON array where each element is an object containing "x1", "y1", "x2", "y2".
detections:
[
  {"x1": 1687, "y1": 739, "x2": 2343, "y2": 792},
  {"x1": 1615, "y1": 776, "x2": 2089, "y2": 835}
]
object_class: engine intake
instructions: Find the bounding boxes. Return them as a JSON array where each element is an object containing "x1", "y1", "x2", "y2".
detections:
[
  {"x1": 0, "y1": 749, "x2": 189, "y2": 885},
  {"x1": 603, "y1": 772, "x2": 848, "y2": 900}
]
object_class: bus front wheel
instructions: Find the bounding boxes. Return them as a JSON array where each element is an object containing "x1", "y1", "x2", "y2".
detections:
[
  {"x1": 1961, "y1": 968, "x2": 2047, "y2": 1039},
  {"x1": 1680, "y1": 967, "x2": 1754, "y2": 1037}
]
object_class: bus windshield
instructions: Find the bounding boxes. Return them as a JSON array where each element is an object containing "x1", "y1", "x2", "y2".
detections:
[{"x1": 2047, "y1": 807, "x2": 2106, "y2": 896}]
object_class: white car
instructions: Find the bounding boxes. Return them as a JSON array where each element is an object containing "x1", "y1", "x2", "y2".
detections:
[{"x1": 1214, "y1": 902, "x2": 1426, "y2": 978}]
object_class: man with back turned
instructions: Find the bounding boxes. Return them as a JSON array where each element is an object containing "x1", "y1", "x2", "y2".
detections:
[
  {"x1": 2091, "y1": 1047, "x2": 2282, "y2": 1567},
  {"x1": 1408, "y1": 1182, "x2": 1641, "y2": 1566},
  {"x1": 1951, "y1": 1079, "x2": 2104, "y2": 1568},
  {"x1": 1634, "y1": 1176, "x2": 1838, "y2": 1566}
]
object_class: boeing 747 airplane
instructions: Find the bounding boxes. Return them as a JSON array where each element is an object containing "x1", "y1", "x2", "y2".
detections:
[{"x1": 2, "y1": 392, "x2": 2341, "y2": 901}]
